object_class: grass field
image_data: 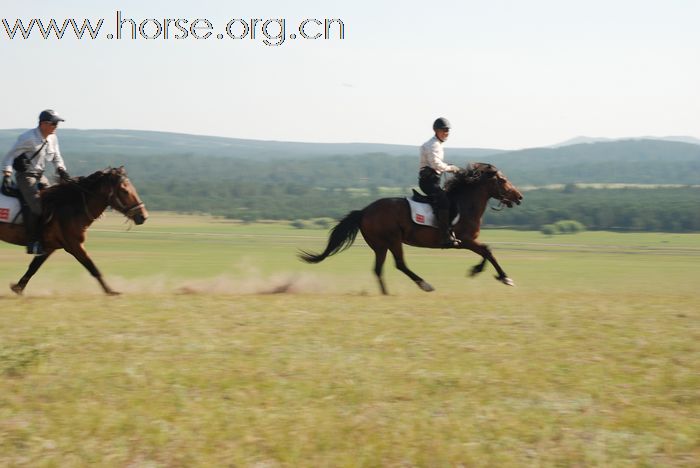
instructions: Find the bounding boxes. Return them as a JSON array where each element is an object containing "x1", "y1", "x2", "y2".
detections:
[{"x1": 1, "y1": 212, "x2": 698, "y2": 466}]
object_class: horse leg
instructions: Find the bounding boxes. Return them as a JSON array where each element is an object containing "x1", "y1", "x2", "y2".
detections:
[
  {"x1": 372, "y1": 247, "x2": 389, "y2": 295},
  {"x1": 10, "y1": 250, "x2": 54, "y2": 295},
  {"x1": 389, "y1": 242, "x2": 434, "y2": 292},
  {"x1": 461, "y1": 240, "x2": 514, "y2": 286},
  {"x1": 469, "y1": 257, "x2": 488, "y2": 277},
  {"x1": 64, "y1": 243, "x2": 120, "y2": 295}
]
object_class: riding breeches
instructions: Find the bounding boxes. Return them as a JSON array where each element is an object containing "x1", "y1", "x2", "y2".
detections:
[
  {"x1": 418, "y1": 167, "x2": 449, "y2": 210},
  {"x1": 16, "y1": 172, "x2": 49, "y2": 215}
]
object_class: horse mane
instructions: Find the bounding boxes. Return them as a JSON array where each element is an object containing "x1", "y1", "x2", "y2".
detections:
[
  {"x1": 444, "y1": 162, "x2": 499, "y2": 194},
  {"x1": 41, "y1": 167, "x2": 126, "y2": 214}
]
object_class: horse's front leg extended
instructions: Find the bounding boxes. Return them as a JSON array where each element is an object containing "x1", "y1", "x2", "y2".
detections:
[
  {"x1": 64, "y1": 242, "x2": 120, "y2": 295},
  {"x1": 461, "y1": 240, "x2": 514, "y2": 286},
  {"x1": 469, "y1": 257, "x2": 488, "y2": 277},
  {"x1": 10, "y1": 250, "x2": 54, "y2": 295}
]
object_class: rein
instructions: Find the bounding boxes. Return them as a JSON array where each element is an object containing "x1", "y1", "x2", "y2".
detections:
[
  {"x1": 63, "y1": 174, "x2": 144, "y2": 221},
  {"x1": 451, "y1": 169, "x2": 509, "y2": 211},
  {"x1": 80, "y1": 191, "x2": 97, "y2": 221},
  {"x1": 490, "y1": 202, "x2": 506, "y2": 212},
  {"x1": 105, "y1": 176, "x2": 145, "y2": 218},
  {"x1": 490, "y1": 175, "x2": 511, "y2": 211},
  {"x1": 109, "y1": 190, "x2": 145, "y2": 217}
]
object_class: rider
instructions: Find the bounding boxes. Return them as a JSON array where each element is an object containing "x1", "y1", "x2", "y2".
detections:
[
  {"x1": 419, "y1": 117, "x2": 461, "y2": 247},
  {"x1": 2, "y1": 109, "x2": 71, "y2": 255}
]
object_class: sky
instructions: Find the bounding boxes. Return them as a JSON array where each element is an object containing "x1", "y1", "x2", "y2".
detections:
[{"x1": 1, "y1": 0, "x2": 698, "y2": 150}]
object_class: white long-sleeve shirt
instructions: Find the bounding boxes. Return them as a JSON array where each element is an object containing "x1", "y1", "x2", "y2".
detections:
[
  {"x1": 419, "y1": 135, "x2": 458, "y2": 175},
  {"x1": 2, "y1": 128, "x2": 66, "y2": 174}
]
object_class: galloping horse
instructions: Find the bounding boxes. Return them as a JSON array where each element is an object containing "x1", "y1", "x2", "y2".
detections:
[
  {"x1": 300, "y1": 163, "x2": 523, "y2": 294},
  {"x1": 0, "y1": 167, "x2": 148, "y2": 295}
]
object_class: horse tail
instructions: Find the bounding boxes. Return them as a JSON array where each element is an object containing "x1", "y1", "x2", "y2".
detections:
[{"x1": 298, "y1": 210, "x2": 364, "y2": 263}]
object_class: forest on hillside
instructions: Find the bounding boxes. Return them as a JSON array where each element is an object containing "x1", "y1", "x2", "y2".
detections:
[{"x1": 61, "y1": 152, "x2": 700, "y2": 232}]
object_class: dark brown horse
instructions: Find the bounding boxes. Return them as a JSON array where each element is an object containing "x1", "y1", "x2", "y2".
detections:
[
  {"x1": 300, "y1": 163, "x2": 523, "y2": 294},
  {"x1": 0, "y1": 167, "x2": 148, "y2": 295}
]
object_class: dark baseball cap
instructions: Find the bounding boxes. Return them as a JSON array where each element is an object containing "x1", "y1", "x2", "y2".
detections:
[{"x1": 38, "y1": 109, "x2": 65, "y2": 123}]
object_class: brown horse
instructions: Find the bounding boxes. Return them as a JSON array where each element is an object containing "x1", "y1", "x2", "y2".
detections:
[
  {"x1": 299, "y1": 163, "x2": 523, "y2": 294},
  {"x1": 0, "y1": 167, "x2": 148, "y2": 295}
]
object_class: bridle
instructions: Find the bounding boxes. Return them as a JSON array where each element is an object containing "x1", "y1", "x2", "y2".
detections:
[
  {"x1": 74, "y1": 173, "x2": 144, "y2": 222},
  {"x1": 490, "y1": 173, "x2": 512, "y2": 211},
  {"x1": 106, "y1": 175, "x2": 145, "y2": 219},
  {"x1": 449, "y1": 166, "x2": 519, "y2": 212}
]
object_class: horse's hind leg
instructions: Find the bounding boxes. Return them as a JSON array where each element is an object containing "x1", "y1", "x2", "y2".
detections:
[
  {"x1": 389, "y1": 243, "x2": 434, "y2": 292},
  {"x1": 372, "y1": 247, "x2": 389, "y2": 295},
  {"x1": 11, "y1": 250, "x2": 54, "y2": 295}
]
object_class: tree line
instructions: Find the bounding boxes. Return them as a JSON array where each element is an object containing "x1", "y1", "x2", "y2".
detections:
[{"x1": 67, "y1": 152, "x2": 700, "y2": 232}]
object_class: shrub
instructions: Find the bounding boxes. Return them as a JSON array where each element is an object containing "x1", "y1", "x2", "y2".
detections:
[
  {"x1": 541, "y1": 220, "x2": 586, "y2": 235},
  {"x1": 555, "y1": 220, "x2": 586, "y2": 233},
  {"x1": 541, "y1": 224, "x2": 558, "y2": 236}
]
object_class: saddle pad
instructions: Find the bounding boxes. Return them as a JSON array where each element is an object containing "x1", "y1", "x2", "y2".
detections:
[
  {"x1": 406, "y1": 197, "x2": 437, "y2": 227},
  {"x1": 406, "y1": 198, "x2": 460, "y2": 227},
  {"x1": 0, "y1": 192, "x2": 23, "y2": 224}
]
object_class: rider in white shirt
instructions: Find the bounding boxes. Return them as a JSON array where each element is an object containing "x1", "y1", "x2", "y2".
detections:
[
  {"x1": 2, "y1": 110, "x2": 71, "y2": 255},
  {"x1": 419, "y1": 117, "x2": 461, "y2": 247}
]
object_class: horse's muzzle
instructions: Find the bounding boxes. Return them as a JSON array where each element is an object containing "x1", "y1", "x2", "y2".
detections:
[
  {"x1": 131, "y1": 207, "x2": 148, "y2": 225},
  {"x1": 503, "y1": 193, "x2": 523, "y2": 208},
  {"x1": 127, "y1": 203, "x2": 148, "y2": 225}
]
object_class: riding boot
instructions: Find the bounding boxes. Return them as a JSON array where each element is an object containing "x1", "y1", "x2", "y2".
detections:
[
  {"x1": 24, "y1": 212, "x2": 45, "y2": 255},
  {"x1": 437, "y1": 209, "x2": 459, "y2": 247}
]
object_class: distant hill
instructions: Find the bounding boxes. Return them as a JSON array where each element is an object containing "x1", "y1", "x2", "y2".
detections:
[
  {"x1": 3, "y1": 129, "x2": 697, "y2": 230},
  {"x1": 553, "y1": 135, "x2": 700, "y2": 147},
  {"x1": 0, "y1": 129, "x2": 504, "y2": 160},
  {"x1": 483, "y1": 139, "x2": 700, "y2": 185},
  {"x1": 1, "y1": 129, "x2": 699, "y2": 186}
]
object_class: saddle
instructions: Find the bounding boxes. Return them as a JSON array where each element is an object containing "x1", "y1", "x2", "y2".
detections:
[
  {"x1": 0, "y1": 180, "x2": 26, "y2": 224},
  {"x1": 410, "y1": 189, "x2": 431, "y2": 204},
  {"x1": 406, "y1": 189, "x2": 459, "y2": 227}
]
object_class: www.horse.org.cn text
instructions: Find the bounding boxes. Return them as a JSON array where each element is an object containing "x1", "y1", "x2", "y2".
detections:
[{"x1": 1, "y1": 11, "x2": 346, "y2": 47}]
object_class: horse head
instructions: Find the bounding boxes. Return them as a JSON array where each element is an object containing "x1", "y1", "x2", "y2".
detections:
[
  {"x1": 100, "y1": 167, "x2": 149, "y2": 224},
  {"x1": 473, "y1": 163, "x2": 523, "y2": 208},
  {"x1": 445, "y1": 163, "x2": 523, "y2": 208}
]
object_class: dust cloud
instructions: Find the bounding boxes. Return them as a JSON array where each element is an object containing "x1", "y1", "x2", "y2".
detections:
[{"x1": 5, "y1": 272, "x2": 330, "y2": 297}]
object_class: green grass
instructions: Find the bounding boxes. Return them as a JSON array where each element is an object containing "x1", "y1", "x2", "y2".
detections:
[{"x1": 0, "y1": 213, "x2": 698, "y2": 466}]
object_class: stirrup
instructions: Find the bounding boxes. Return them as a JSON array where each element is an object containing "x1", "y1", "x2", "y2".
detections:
[{"x1": 440, "y1": 233, "x2": 461, "y2": 248}]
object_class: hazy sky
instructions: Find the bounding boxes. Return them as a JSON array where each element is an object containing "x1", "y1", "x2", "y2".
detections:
[{"x1": 1, "y1": 0, "x2": 698, "y2": 149}]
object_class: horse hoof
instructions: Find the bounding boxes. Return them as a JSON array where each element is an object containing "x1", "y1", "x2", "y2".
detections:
[
  {"x1": 417, "y1": 281, "x2": 435, "y2": 292},
  {"x1": 106, "y1": 290, "x2": 122, "y2": 296},
  {"x1": 10, "y1": 283, "x2": 23, "y2": 295},
  {"x1": 496, "y1": 276, "x2": 515, "y2": 286}
]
